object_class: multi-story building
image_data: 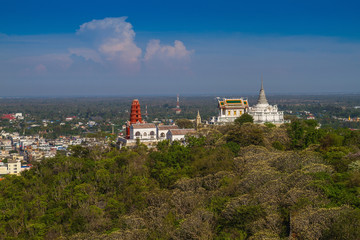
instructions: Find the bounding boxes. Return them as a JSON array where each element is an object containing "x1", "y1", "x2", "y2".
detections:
[{"x1": 7, "y1": 159, "x2": 21, "y2": 175}]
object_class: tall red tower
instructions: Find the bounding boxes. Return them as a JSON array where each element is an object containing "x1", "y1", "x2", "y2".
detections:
[{"x1": 126, "y1": 99, "x2": 143, "y2": 138}]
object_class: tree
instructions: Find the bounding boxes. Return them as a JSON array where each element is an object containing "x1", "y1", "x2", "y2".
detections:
[
  {"x1": 226, "y1": 123, "x2": 264, "y2": 147},
  {"x1": 234, "y1": 113, "x2": 253, "y2": 126},
  {"x1": 176, "y1": 119, "x2": 194, "y2": 129},
  {"x1": 321, "y1": 209, "x2": 360, "y2": 239}
]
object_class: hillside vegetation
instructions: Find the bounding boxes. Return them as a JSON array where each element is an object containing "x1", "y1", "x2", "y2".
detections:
[{"x1": 1, "y1": 119, "x2": 360, "y2": 239}]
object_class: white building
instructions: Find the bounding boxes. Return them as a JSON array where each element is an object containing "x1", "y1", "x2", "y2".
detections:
[
  {"x1": 0, "y1": 159, "x2": 31, "y2": 176},
  {"x1": 7, "y1": 159, "x2": 21, "y2": 175},
  {"x1": 157, "y1": 125, "x2": 179, "y2": 140},
  {"x1": 248, "y1": 79, "x2": 287, "y2": 125},
  {"x1": 212, "y1": 97, "x2": 249, "y2": 124},
  {"x1": 130, "y1": 123, "x2": 157, "y2": 140},
  {"x1": 119, "y1": 123, "x2": 196, "y2": 147},
  {"x1": 167, "y1": 129, "x2": 196, "y2": 142},
  {"x1": 0, "y1": 162, "x2": 8, "y2": 175},
  {"x1": 15, "y1": 113, "x2": 24, "y2": 120}
]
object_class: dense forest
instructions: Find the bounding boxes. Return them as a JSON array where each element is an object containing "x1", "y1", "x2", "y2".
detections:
[{"x1": 1, "y1": 118, "x2": 360, "y2": 239}]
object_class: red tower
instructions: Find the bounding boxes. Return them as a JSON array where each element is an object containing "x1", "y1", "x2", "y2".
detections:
[{"x1": 126, "y1": 99, "x2": 143, "y2": 138}]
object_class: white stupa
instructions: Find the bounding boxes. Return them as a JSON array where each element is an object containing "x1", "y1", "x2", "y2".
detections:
[{"x1": 248, "y1": 77, "x2": 286, "y2": 124}]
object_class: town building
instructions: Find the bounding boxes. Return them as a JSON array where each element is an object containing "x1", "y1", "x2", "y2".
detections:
[
  {"x1": 248, "y1": 79, "x2": 287, "y2": 125},
  {"x1": 0, "y1": 159, "x2": 32, "y2": 176},
  {"x1": 0, "y1": 162, "x2": 7, "y2": 175},
  {"x1": 7, "y1": 159, "x2": 21, "y2": 175}
]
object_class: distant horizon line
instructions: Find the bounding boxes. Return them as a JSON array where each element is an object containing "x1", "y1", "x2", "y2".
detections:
[{"x1": 1, "y1": 91, "x2": 360, "y2": 99}]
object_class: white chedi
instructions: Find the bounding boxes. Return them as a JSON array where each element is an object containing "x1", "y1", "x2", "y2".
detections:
[{"x1": 248, "y1": 79, "x2": 286, "y2": 124}]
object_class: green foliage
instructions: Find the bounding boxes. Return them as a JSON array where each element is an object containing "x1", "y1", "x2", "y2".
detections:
[
  {"x1": 234, "y1": 113, "x2": 254, "y2": 126},
  {"x1": 320, "y1": 133, "x2": 345, "y2": 150},
  {"x1": 311, "y1": 171, "x2": 360, "y2": 207},
  {"x1": 264, "y1": 122, "x2": 276, "y2": 128},
  {"x1": 148, "y1": 141, "x2": 192, "y2": 187},
  {"x1": 68, "y1": 145, "x2": 90, "y2": 158},
  {"x1": 207, "y1": 196, "x2": 230, "y2": 215},
  {"x1": 323, "y1": 147, "x2": 351, "y2": 172},
  {"x1": 287, "y1": 119, "x2": 323, "y2": 149},
  {"x1": 272, "y1": 140, "x2": 285, "y2": 150},
  {"x1": 321, "y1": 209, "x2": 360, "y2": 239},
  {"x1": 217, "y1": 205, "x2": 265, "y2": 236},
  {"x1": 190, "y1": 146, "x2": 234, "y2": 176},
  {"x1": 186, "y1": 135, "x2": 206, "y2": 148},
  {"x1": 224, "y1": 141, "x2": 241, "y2": 154},
  {"x1": 226, "y1": 123, "x2": 264, "y2": 147},
  {"x1": 175, "y1": 119, "x2": 194, "y2": 129},
  {"x1": 1, "y1": 123, "x2": 360, "y2": 239}
]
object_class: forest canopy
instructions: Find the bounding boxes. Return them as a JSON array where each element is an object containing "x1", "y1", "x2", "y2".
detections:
[{"x1": 1, "y1": 120, "x2": 360, "y2": 239}]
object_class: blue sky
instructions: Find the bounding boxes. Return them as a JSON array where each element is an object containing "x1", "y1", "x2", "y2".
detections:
[{"x1": 1, "y1": 0, "x2": 360, "y2": 96}]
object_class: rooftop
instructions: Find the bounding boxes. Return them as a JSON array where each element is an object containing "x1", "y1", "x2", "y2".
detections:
[
  {"x1": 132, "y1": 123, "x2": 156, "y2": 129},
  {"x1": 170, "y1": 129, "x2": 196, "y2": 135},
  {"x1": 158, "y1": 125, "x2": 179, "y2": 130}
]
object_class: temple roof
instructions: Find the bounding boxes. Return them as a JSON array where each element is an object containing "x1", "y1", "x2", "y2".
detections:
[{"x1": 218, "y1": 98, "x2": 248, "y2": 109}]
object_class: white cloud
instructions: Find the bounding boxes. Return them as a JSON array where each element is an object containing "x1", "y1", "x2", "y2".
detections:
[
  {"x1": 69, "y1": 48, "x2": 103, "y2": 63},
  {"x1": 77, "y1": 17, "x2": 142, "y2": 66},
  {"x1": 144, "y1": 39, "x2": 193, "y2": 61}
]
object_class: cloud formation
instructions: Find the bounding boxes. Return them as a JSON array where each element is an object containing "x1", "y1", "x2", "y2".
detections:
[
  {"x1": 76, "y1": 17, "x2": 142, "y2": 70},
  {"x1": 73, "y1": 17, "x2": 192, "y2": 70},
  {"x1": 1, "y1": 17, "x2": 193, "y2": 77},
  {"x1": 144, "y1": 39, "x2": 193, "y2": 61}
]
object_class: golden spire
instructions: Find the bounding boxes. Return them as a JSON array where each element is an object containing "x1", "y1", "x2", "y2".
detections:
[{"x1": 196, "y1": 110, "x2": 201, "y2": 128}]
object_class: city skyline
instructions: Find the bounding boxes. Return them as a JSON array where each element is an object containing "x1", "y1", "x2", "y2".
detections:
[{"x1": 1, "y1": 0, "x2": 360, "y2": 96}]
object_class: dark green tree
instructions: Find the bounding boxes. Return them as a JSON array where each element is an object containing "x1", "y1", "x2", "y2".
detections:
[{"x1": 234, "y1": 113, "x2": 254, "y2": 126}]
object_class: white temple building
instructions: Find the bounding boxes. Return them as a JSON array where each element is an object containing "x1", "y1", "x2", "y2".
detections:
[
  {"x1": 119, "y1": 123, "x2": 196, "y2": 147},
  {"x1": 211, "y1": 97, "x2": 249, "y2": 124},
  {"x1": 248, "y1": 79, "x2": 287, "y2": 125}
]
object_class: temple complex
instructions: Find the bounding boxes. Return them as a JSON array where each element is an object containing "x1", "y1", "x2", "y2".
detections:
[
  {"x1": 211, "y1": 76, "x2": 287, "y2": 125},
  {"x1": 248, "y1": 78, "x2": 287, "y2": 124},
  {"x1": 119, "y1": 99, "x2": 196, "y2": 147}
]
